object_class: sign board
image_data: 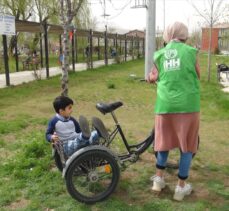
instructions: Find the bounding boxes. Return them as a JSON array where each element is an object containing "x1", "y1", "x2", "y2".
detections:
[{"x1": 0, "y1": 14, "x2": 15, "y2": 35}]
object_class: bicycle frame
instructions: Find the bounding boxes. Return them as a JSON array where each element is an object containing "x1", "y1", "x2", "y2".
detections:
[{"x1": 106, "y1": 111, "x2": 153, "y2": 159}]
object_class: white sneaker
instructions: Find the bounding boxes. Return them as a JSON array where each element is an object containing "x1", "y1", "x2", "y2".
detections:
[
  {"x1": 151, "y1": 175, "x2": 166, "y2": 192},
  {"x1": 173, "y1": 183, "x2": 192, "y2": 201}
]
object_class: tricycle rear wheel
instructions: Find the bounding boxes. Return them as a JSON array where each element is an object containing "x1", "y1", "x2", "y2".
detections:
[{"x1": 65, "y1": 149, "x2": 120, "y2": 204}]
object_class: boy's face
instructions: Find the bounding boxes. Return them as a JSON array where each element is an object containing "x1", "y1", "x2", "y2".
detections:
[{"x1": 59, "y1": 104, "x2": 73, "y2": 118}]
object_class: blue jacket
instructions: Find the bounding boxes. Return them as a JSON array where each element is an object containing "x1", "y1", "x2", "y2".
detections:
[{"x1": 46, "y1": 114, "x2": 81, "y2": 142}]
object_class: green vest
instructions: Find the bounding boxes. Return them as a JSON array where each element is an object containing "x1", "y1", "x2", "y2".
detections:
[{"x1": 154, "y1": 42, "x2": 200, "y2": 114}]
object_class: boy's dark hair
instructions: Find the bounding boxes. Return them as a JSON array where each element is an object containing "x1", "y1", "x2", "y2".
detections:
[{"x1": 53, "y1": 96, "x2": 74, "y2": 113}]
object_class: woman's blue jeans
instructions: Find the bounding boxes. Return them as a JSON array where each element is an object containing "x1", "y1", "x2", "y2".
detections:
[{"x1": 156, "y1": 151, "x2": 193, "y2": 180}]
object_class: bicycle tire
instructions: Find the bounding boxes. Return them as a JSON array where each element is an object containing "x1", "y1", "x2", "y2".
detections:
[
  {"x1": 65, "y1": 149, "x2": 120, "y2": 204},
  {"x1": 136, "y1": 130, "x2": 155, "y2": 155}
]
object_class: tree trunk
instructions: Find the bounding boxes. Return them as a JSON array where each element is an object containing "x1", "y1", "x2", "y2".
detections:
[{"x1": 61, "y1": 25, "x2": 70, "y2": 96}]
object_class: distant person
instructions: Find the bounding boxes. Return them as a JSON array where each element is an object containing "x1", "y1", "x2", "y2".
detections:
[
  {"x1": 59, "y1": 53, "x2": 64, "y2": 66},
  {"x1": 85, "y1": 45, "x2": 90, "y2": 58},
  {"x1": 32, "y1": 50, "x2": 37, "y2": 58},
  {"x1": 45, "y1": 96, "x2": 101, "y2": 156},
  {"x1": 147, "y1": 22, "x2": 200, "y2": 201},
  {"x1": 111, "y1": 48, "x2": 117, "y2": 57}
]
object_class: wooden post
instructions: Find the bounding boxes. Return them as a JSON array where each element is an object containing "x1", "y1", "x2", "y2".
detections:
[
  {"x1": 40, "y1": 33, "x2": 44, "y2": 68},
  {"x1": 125, "y1": 34, "x2": 127, "y2": 62},
  {"x1": 132, "y1": 36, "x2": 134, "y2": 60},
  {"x1": 71, "y1": 30, "x2": 75, "y2": 71},
  {"x1": 59, "y1": 34, "x2": 62, "y2": 54},
  {"x1": 137, "y1": 36, "x2": 140, "y2": 58},
  {"x1": 75, "y1": 32, "x2": 78, "y2": 63},
  {"x1": 115, "y1": 33, "x2": 118, "y2": 52},
  {"x1": 15, "y1": 35, "x2": 19, "y2": 72},
  {"x1": 119, "y1": 38, "x2": 122, "y2": 55},
  {"x1": 2, "y1": 35, "x2": 10, "y2": 86},
  {"x1": 44, "y1": 21, "x2": 49, "y2": 78},
  {"x1": 97, "y1": 37, "x2": 100, "y2": 60},
  {"x1": 89, "y1": 29, "x2": 93, "y2": 69},
  {"x1": 104, "y1": 31, "x2": 108, "y2": 65}
]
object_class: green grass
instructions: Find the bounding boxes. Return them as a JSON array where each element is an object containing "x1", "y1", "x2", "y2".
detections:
[{"x1": 0, "y1": 54, "x2": 229, "y2": 210}]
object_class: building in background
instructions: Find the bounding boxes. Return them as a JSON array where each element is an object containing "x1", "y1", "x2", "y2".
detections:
[
  {"x1": 201, "y1": 23, "x2": 229, "y2": 53},
  {"x1": 125, "y1": 29, "x2": 145, "y2": 38}
]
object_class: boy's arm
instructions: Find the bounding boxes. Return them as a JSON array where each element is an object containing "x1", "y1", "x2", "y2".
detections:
[
  {"x1": 45, "y1": 117, "x2": 57, "y2": 142},
  {"x1": 71, "y1": 117, "x2": 81, "y2": 133}
]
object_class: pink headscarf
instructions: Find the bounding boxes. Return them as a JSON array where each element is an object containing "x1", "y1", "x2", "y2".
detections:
[{"x1": 163, "y1": 22, "x2": 189, "y2": 43}]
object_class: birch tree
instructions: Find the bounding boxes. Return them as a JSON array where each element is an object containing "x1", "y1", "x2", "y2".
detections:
[
  {"x1": 60, "y1": 0, "x2": 84, "y2": 96},
  {"x1": 188, "y1": 0, "x2": 227, "y2": 82}
]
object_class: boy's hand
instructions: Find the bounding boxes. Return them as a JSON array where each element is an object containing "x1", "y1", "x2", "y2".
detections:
[{"x1": 51, "y1": 132, "x2": 59, "y2": 143}]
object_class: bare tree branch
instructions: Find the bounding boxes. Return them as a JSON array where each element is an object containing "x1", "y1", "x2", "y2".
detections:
[
  {"x1": 71, "y1": 0, "x2": 84, "y2": 20},
  {"x1": 187, "y1": 0, "x2": 226, "y2": 82}
]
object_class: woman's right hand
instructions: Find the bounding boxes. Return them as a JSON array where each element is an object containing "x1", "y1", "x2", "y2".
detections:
[{"x1": 147, "y1": 65, "x2": 158, "y2": 83}]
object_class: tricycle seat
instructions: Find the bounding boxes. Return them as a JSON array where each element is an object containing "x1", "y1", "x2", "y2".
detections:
[{"x1": 96, "y1": 101, "x2": 123, "y2": 114}]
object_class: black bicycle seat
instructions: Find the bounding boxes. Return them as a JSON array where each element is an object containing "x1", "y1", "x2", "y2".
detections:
[{"x1": 96, "y1": 101, "x2": 123, "y2": 114}]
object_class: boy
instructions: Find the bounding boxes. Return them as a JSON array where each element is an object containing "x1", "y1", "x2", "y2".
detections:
[{"x1": 46, "y1": 96, "x2": 99, "y2": 156}]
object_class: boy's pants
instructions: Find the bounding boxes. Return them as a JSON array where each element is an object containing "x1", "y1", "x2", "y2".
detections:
[{"x1": 63, "y1": 130, "x2": 99, "y2": 156}]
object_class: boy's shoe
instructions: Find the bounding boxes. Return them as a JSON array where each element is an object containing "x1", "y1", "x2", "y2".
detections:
[
  {"x1": 173, "y1": 183, "x2": 192, "y2": 201},
  {"x1": 151, "y1": 175, "x2": 166, "y2": 192},
  {"x1": 79, "y1": 115, "x2": 91, "y2": 139},
  {"x1": 92, "y1": 117, "x2": 109, "y2": 140}
]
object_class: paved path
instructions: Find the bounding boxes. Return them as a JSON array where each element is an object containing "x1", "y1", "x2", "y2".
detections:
[
  {"x1": 0, "y1": 59, "x2": 117, "y2": 89},
  {"x1": 1, "y1": 58, "x2": 229, "y2": 93}
]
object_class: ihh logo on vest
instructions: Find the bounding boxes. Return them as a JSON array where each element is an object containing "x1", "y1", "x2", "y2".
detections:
[{"x1": 163, "y1": 49, "x2": 180, "y2": 71}]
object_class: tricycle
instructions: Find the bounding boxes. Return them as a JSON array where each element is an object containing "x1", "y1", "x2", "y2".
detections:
[{"x1": 52, "y1": 101, "x2": 154, "y2": 204}]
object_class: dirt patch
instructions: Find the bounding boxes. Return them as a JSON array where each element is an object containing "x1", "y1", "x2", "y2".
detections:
[
  {"x1": 5, "y1": 198, "x2": 30, "y2": 210},
  {"x1": 1, "y1": 134, "x2": 16, "y2": 143},
  {"x1": 0, "y1": 148, "x2": 15, "y2": 160}
]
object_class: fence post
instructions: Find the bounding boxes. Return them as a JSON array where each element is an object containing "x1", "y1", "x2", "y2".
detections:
[
  {"x1": 97, "y1": 37, "x2": 100, "y2": 60},
  {"x1": 137, "y1": 35, "x2": 140, "y2": 58},
  {"x1": 59, "y1": 34, "x2": 62, "y2": 54},
  {"x1": 2, "y1": 35, "x2": 10, "y2": 86},
  {"x1": 40, "y1": 33, "x2": 44, "y2": 68},
  {"x1": 132, "y1": 36, "x2": 134, "y2": 60},
  {"x1": 104, "y1": 31, "x2": 108, "y2": 65},
  {"x1": 89, "y1": 29, "x2": 93, "y2": 69},
  {"x1": 115, "y1": 33, "x2": 118, "y2": 53},
  {"x1": 125, "y1": 34, "x2": 127, "y2": 62},
  {"x1": 71, "y1": 30, "x2": 75, "y2": 71},
  {"x1": 15, "y1": 35, "x2": 19, "y2": 72},
  {"x1": 44, "y1": 21, "x2": 49, "y2": 78},
  {"x1": 119, "y1": 38, "x2": 122, "y2": 55},
  {"x1": 75, "y1": 32, "x2": 78, "y2": 63}
]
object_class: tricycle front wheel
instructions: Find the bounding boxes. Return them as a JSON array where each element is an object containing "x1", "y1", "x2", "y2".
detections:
[{"x1": 65, "y1": 149, "x2": 120, "y2": 204}]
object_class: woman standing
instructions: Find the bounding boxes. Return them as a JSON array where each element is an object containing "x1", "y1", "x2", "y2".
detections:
[{"x1": 147, "y1": 22, "x2": 200, "y2": 201}]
